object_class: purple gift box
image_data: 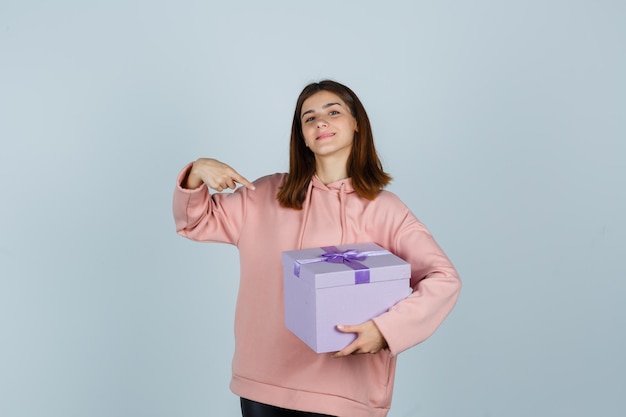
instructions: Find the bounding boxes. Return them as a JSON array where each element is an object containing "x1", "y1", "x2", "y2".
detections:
[{"x1": 282, "y1": 242, "x2": 412, "y2": 353}]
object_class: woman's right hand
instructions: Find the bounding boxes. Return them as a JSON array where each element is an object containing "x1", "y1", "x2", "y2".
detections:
[{"x1": 183, "y1": 158, "x2": 255, "y2": 191}]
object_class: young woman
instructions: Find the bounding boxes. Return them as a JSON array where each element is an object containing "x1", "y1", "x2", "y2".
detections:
[{"x1": 172, "y1": 80, "x2": 461, "y2": 417}]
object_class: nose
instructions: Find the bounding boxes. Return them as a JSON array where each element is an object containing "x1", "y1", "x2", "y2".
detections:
[{"x1": 316, "y1": 118, "x2": 328, "y2": 128}]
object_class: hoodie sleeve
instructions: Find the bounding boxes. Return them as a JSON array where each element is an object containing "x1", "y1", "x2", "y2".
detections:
[
  {"x1": 172, "y1": 163, "x2": 248, "y2": 246},
  {"x1": 372, "y1": 209, "x2": 461, "y2": 356}
]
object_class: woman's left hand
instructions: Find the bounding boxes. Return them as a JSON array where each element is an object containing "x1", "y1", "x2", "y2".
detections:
[{"x1": 333, "y1": 320, "x2": 388, "y2": 358}]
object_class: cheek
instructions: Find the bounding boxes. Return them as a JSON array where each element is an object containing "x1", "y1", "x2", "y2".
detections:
[{"x1": 302, "y1": 126, "x2": 314, "y2": 142}]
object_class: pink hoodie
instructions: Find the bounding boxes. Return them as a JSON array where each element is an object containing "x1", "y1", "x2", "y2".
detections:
[{"x1": 173, "y1": 165, "x2": 461, "y2": 417}]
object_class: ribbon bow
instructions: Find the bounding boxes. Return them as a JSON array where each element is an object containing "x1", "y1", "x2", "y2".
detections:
[
  {"x1": 293, "y1": 246, "x2": 390, "y2": 284},
  {"x1": 320, "y1": 249, "x2": 367, "y2": 264}
]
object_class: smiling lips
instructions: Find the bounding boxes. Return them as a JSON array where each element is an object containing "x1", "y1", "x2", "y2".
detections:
[{"x1": 316, "y1": 132, "x2": 335, "y2": 140}]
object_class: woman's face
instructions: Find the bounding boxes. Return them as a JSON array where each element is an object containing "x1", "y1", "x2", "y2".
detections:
[{"x1": 300, "y1": 90, "x2": 358, "y2": 161}]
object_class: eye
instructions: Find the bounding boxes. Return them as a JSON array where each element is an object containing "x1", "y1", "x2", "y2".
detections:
[
  {"x1": 329, "y1": 110, "x2": 340, "y2": 116},
  {"x1": 304, "y1": 116, "x2": 315, "y2": 123}
]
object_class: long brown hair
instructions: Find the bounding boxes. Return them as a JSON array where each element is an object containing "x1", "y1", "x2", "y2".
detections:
[{"x1": 277, "y1": 80, "x2": 392, "y2": 209}]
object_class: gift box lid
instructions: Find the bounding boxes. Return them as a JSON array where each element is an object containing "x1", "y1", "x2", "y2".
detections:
[{"x1": 282, "y1": 242, "x2": 411, "y2": 289}]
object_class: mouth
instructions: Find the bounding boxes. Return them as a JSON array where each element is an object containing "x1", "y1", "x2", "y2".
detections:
[{"x1": 316, "y1": 132, "x2": 335, "y2": 140}]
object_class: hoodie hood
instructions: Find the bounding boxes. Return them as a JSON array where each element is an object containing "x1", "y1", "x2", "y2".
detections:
[
  {"x1": 310, "y1": 174, "x2": 355, "y2": 193},
  {"x1": 297, "y1": 174, "x2": 356, "y2": 249}
]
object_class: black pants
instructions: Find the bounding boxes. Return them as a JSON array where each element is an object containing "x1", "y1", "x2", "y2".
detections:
[{"x1": 240, "y1": 398, "x2": 337, "y2": 417}]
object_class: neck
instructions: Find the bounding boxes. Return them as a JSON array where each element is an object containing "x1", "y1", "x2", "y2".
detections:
[{"x1": 314, "y1": 155, "x2": 349, "y2": 185}]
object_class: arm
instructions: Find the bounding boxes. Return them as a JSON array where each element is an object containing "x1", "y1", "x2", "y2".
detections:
[
  {"x1": 173, "y1": 158, "x2": 255, "y2": 245},
  {"x1": 334, "y1": 209, "x2": 461, "y2": 357},
  {"x1": 372, "y1": 212, "x2": 461, "y2": 356},
  {"x1": 181, "y1": 158, "x2": 255, "y2": 191}
]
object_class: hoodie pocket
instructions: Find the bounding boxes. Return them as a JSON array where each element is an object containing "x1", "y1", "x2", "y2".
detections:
[{"x1": 362, "y1": 349, "x2": 395, "y2": 408}]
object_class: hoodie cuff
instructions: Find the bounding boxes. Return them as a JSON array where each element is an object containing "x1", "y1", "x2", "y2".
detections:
[
  {"x1": 372, "y1": 315, "x2": 401, "y2": 357},
  {"x1": 176, "y1": 162, "x2": 205, "y2": 193}
]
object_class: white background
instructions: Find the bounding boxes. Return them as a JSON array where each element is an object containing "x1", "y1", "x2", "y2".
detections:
[{"x1": 1, "y1": 1, "x2": 624, "y2": 416}]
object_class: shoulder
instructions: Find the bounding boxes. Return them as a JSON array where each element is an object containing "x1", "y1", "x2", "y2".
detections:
[
  {"x1": 373, "y1": 189, "x2": 410, "y2": 212},
  {"x1": 374, "y1": 190, "x2": 431, "y2": 235},
  {"x1": 365, "y1": 190, "x2": 424, "y2": 230},
  {"x1": 251, "y1": 173, "x2": 287, "y2": 190},
  {"x1": 239, "y1": 173, "x2": 286, "y2": 205}
]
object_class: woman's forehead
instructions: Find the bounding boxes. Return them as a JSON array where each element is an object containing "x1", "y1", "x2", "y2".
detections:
[{"x1": 301, "y1": 91, "x2": 347, "y2": 113}]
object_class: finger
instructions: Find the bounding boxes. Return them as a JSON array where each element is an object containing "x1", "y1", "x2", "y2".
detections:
[
  {"x1": 224, "y1": 178, "x2": 237, "y2": 190},
  {"x1": 333, "y1": 340, "x2": 360, "y2": 358},
  {"x1": 333, "y1": 325, "x2": 362, "y2": 358},
  {"x1": 231, "y1": 172, "x2": 256, "y2": 190},
  {"x1": 336, "y1": 324, "x2": 361, "y2": 334},
  {"x1": 210, "y1": 180, "x2": 228, "y2": 192}
]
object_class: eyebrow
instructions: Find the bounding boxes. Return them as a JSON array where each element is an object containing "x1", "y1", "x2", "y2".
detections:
[{"x1": 301, "y1": 102, "x2": 342, "y2": 119}]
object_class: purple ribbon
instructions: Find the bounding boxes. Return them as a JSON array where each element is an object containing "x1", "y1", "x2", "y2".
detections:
[{"x1": 293, "y1": 246, "x2": 390, "y2": 285}]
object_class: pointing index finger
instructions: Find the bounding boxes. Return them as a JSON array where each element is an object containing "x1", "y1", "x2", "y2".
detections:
[{"x1": 232, "y1": 172, "x2": 255, "y2": 190}]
